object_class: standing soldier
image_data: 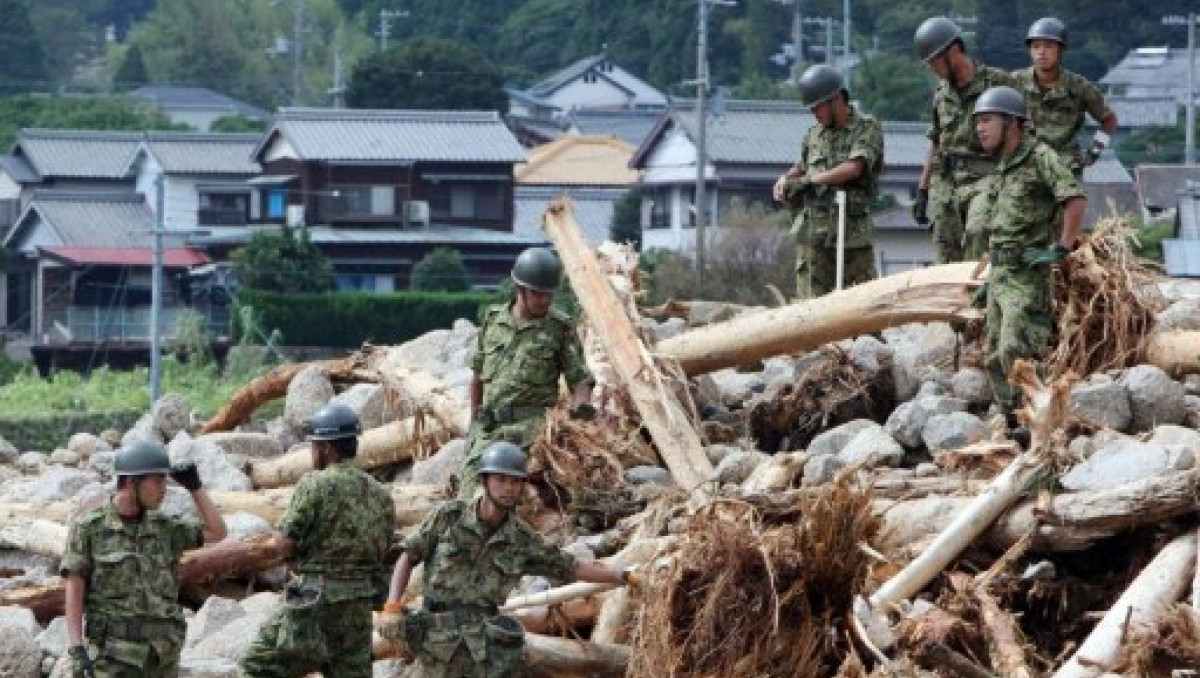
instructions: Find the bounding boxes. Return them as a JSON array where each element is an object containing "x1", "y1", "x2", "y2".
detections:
[
  {"x1": 459, "y1": 247, "x2": 594, "y2": 498},
  {"x1": 773, "y1": 64, "x2": 883, "y2": 299},
  {"x1": 379, "y1": 442, "x2": 637, "y2": 678},
  {"x1": 63, "y1": 442, "x2": 227, "y2": 678},
  {"x1": 240, "y1": 403, "x2": 395, "y2": 678},
  {"x1": 973, "y1": 86, "x2": 1085, "y2": 444},
  {"x1": 913, "y1": 16, "x2": 1016, "y2": 262},
  {"x1": 1014, "y1": 17, "x2": 1118, "y2": 177}
]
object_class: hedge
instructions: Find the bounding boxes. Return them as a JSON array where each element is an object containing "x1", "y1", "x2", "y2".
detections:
[
  {"x1": 235, "y1": 289, "x2": 501, "y2": 347},
  {"x1": 0, "y1": 409, "x2": 142, "y2": 452}
]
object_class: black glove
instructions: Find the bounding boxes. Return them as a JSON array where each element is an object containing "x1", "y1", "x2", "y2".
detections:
[
  {"x1": 70, "y1": 645, "x2": 95, "y2": 678},
  {"x1": 1021, "y1": 244, "x2": 1070, "y2": 267},
  {"x1": 911, "y1": 188, "x2": 930, "y2": 226},
  {"x1": 170, "y1": 463, "x2": 203, "y2": 491},
  {"x1": 970, "y1": 282, "x2": 989, "y2": 309},
  {"x1": 568, "y1": 402, "x2": 597, "y2": 422}
]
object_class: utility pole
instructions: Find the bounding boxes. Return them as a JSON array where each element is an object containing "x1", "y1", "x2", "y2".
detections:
[
  {"x1": 151, "y1": 176, "x2": 164, "y2": 402},
  {"x1": 1163, "y1": 14, "x2": 1197, "y2": 165},
  {"x1": 842, "y1": 0, "x2": 851, "y2": 88},
  {"x1": 292, "y1": 0, "x2": 304, "y2": 105},
  {"x1": 793, "y1": 1, "x2": 803, "y2": 83},
  {"x1": 328, "y1": 50, "x2": 346, "y2": 108},
  {"x1": 378, "y1": 8, "x2": 409, "y2": 50},
  {"x1": 694, "y1": 0, "x2": 735, "y2": 272}
]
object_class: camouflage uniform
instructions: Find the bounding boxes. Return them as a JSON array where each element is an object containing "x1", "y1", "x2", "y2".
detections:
[
  {"x1": 61, "y1": 501, "x2": 202, "y2": 678},
  {"x1": 790, "y1": 108, "x2": 884, "y2": 299},
  {"x1": 384, "y1": 499, "x2": 577, "y2": 678},
  {"x1": 983, "y1": 136, "x2": 1084, "y2": 416},
  {"x1": 1013, "y1": 66, "x2": 1112, "y2": 177},
  {"x1": 460, "y1": 303, "x2": 592, "y2": 497},
  {"x1": 240, "y1": 460, "x2": 395, "y2": 678},
  {"x1": 928, "y1": 61, "x2": 1016, "y2": 262}
]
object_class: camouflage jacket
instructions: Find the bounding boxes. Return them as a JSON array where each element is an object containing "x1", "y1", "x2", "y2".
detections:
[
  {"x1": 403, "y1": 499, "x2": 576, "y2": 610},
  {"x1": 472, "y1": 303, "x2": 592, "y2": 415},
  {"x1": 61, "y1": 500, "x2": 202, "y2": 622},
  {"x1": 792, "y1": 108, "x2": 883, "y2": 248},
  {"x1": 929, "y1": 61, "x2": 1016, "y2": 178},
  {"x1": 1012, "y1": 66, "x2": 1112, "y2": 170},
  {"x1": 985, "y1": 136, "x2": 1085, "y2": 252},
  {"x1": 279, "y1": 459, "x2": 395, "y2": 601}
]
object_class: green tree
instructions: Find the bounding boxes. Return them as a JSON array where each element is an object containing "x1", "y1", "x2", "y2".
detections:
[
  {"x1": 0, "y1": 0, "x2": 49, "y2": 94},
  {"x1": 114, "y1": 44, "x2": 149, "y2": 90},
  {"x1": 610, "y1": 188, "x2": 643, "y2": 250},
  {"x1": 210, "y1": 114, "x2": 269, "y2": 133},
  {"x1": 855, "y1": 53, "x2": 935, "y2": 122},
  {"x1": 231, "y1": 227, "x2": 335, "y2": 294},
  {"x1": 1116, "y1": 120, "x2": 1200, "y2": 167},
  {"x1": 0, "y1": 94, "x2": 189, "y2": 148},
  {"x1": 410, "y1": 247, "x2": 471, "y2": 292},
  {"x1": 346, "y1": 37, "x2": 507, "y2": 111}
]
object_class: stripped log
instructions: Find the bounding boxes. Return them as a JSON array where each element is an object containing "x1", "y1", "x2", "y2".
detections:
[
  {"x1": 0, "y1": 518, "x2": 69, "y2": 559},
  {"x1": 1145, "y1": 330, "x2": 1200, "y2": 377},
  {"x1": 525, "y1": 633, "x2": 629, "y2": 678}
]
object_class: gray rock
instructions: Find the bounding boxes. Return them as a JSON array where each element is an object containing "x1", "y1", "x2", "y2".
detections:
[
  {"x1": 802, "y1": 454, "x2": 845, "y2": 486},
  {"x1": 332, "y1": 383, "x2": 395, "y2": 429},
  {"x1": 1148, "y1": 424, "x2": 1200, "y2": 450},
  {"x1": 704, "y1": 444, "x2": 741, "y2": 467},
  {"x1": 66, "y1": 433, "x2": 108, "y2": 459},
  {"x1": 185, "y1": 597, "x2": 245, "y2": 650},
  {"x1": 1185, "y1": 374, "x2": 1200, "y2": 396},
  {"x1": 0, "y1": 437, "x2": 18, "y2": 464},
  {"x1": 625, "y1": 466, "x2": 672, "y2": 486},
  {"x1": 917, "y1": 381, "x2": 947, "y2": 398},
  {"x1": 714, "y1": 451, "x2": 768, "y2": 485},
  {"x1": 121, "y1": 414, "x2": 161, "y2": 447},
  {"x1": 837, "y1": 425, "x2": 905, "y2": 468},
  {"x1": 707, "y1": 368, "x2": 767, "y2": 408},
  {"x1": 15, "y1": 452, "x2": 45, "y2": 474},
  {"x1": 1155, "y1": 298, "x2": 1200, "y2": 332},
  {"x1": 199, "y1": 432, "x2": 284, "y2": 460},
  {"x1": 884, "y1": 322, "x2": 957, "y2": 401},
  {"x1": 807, "y1": 419, "x2": 875, "y2": 457},
  {"x1": 182, "y1": 594, "x2": 279, "y2": 667},
  {"x1": 283, "y1": 365, "x2": 335, "y2": 431},
  {"x1": 35, "y1": 616, "x2": 69, "y2": 657},
  {"x1": 1070, "y1": 380, "x2": 1132, "y2": 431},
  {"x1": 265, "y1": 418, "x2": 302, "y2": 452},
  {"x1": 1120, "y1": 365, "x2": 1187, "y2": 431},
  {"x1": 411, "y1": 439, "x2": 466, "y2": 486},
  {"x1": 1062, "y1": 439, "x2": 1194, "y2": 492},
  {"x1": 0, "y1": 466, "x2": 98, "y2": 504},
  {"x1": 848, "y1": 335, "x2": 893, "y2": 376},
  {"x1": 379, "y1": 319, "x2": 478, "y2": 382},
  {"x1": 921, "y1": 412, "x2": 989, "y2": 451},
  {"x1": 885, "y1": 395, "x2": 968, "y2": 449},
  {"x1": 1186, "y1": 395, "x2": 1200, "y2": 429},
  {"x1": 222, "y1": 512, "x2": 273, "y2": 541},
  {"x1": 87, "y1": 450, "x2": 116, "y2": 478},
  {"x1": 0, "y1": 626, "x2": 40, "y2": 678},
  {"x1": 1067, "y1": 435, "x2": 1094, "y2": 461},
  {"x1": 168, "y1": 434, "x2": 252, "y2": 492},
  {"x1": 950, "y1": 367, "x2": 992, "y2": 406},
  {"x1": 152, "y1": 393, "x2": 193, "y2": 440},
  {"x1": 48, "y1": 448, "x2": 81, "y2": 466},
  {"x1": 0, "y1": 606, "x2": 41, "y2": 637}
]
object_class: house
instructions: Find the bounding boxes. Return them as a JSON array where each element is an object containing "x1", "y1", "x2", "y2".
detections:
[
  {"x1": 9, "y1": 129, "x2": 143, "y2": 192},
  {"x1": 192, "y1": 107, "x2": 542, "y2": 291},
  {"x1": 514, "y1": 135, "x2": 638, "y2": 244},
  {"x1": 1133, "y1": 164, "x2": 1200, "y2": 221},
  {"x1": 131, "y1": 86, "x2": 269, "y2": 131},
  {"x1": 1082, "y1": 155, "x2": 1139, "y2": 226},
  {"x1": 1159, "y1": 179, "x2": 1200, "y2": 279},
  {"x1": 0, "y1": 154, "x2": 38, "y2": 234},
  {"x1": 1101, "y1": 47, "x2": 1197, "y2": 107},
  {"x1": 510, "y1": 54, "x2": 668, "y2": 117}
]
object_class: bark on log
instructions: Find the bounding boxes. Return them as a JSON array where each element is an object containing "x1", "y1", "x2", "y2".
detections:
[
  {"x1": 543, "y1": 201, "x2": 714, "y2": 494},
  {"x1": 657, "y1": 263, "x2": 980, "y2": 376},
  {"x1": 911, "y1": 639, "x2": 1000, "y2": 678},
  {"x1": 249, "y1": 416, "x2": 450, "y2": 488},
  {"x1": 207, "y1": 484, "x2": 445, "y2": 527},
  {"x1": 950, "y1": 573, "x2": 1033, "y2": 678},
  {"x1": 373, "y1": 363, "x2": 472, "y2": 437},
  {"x1": 511, "y1": 594, "x2": 606, "y2": 635},
  {"x1": 1052, "y1": 531, "x2": 1198, "y2": 678},
  {"x1": 0, "y1": 518, "x2": 68, "y2": 559},
  {"x1": 524, "y1": 633, "x2": 629, "y2": 678}
]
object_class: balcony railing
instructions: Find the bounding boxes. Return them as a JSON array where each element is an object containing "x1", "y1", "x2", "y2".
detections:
[
  {"x1": 54, "y1": 306, "x2": 224, "y2": 344},
  {"x1": 198, "y1": 207, "x2": 248, "y2": 225}
]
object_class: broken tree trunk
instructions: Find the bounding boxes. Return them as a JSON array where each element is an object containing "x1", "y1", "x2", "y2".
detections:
[
  {"x1": 543, "y1": 201, "x2": 713, "y2": 493},
  {"x1": 524, "y1": 634, "x2": 629, "y2": 678},
  {"x1": 657, "y1": 263, "x2": 980, "y2": 376},
  {"x1": 1052, "y1": 531, "x2": 1198, "y2": 678},
  {"x1": 249, "y1": 416, "x2": 450, "y2": 488},
  {"x1": 373, "y1": 362, "x2": 472, "y2": 437},
  {"x1": 208, "y1": 484, "x2": 443, "y2": 527}
]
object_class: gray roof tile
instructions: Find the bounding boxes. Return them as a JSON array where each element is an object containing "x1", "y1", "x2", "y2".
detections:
[
  {"x1": 0, "y1": 154, "x2": 39, "y2": 183},
  {"x1": 13, "y1": 129, "x2": 142, "y2": 179},
  {"x1": 1135, "y1": 164, "x2": 1200, "y2": 211},
  {"x1": 132, "y1": 86, "x2": 267, "y2": 119},
  {"x1": 7, "y1": 191, "x2": 153, "y2": 250},
  {"x1": 258, "y1": 108, "x2": 526, "y2": 163},
  {"x1": 568, "y1": 110, "x2": 662, "y2": 147},
  {"x1": 140, "y1": 132, "x2": 261, "y2": 175}
]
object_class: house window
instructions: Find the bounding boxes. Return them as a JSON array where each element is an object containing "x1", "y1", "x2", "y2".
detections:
[
  {"x1": 198, "y1": 192, "x2": 249, "y2": 225},
  {"x1": 717, "y1": 189, "x2": 770, "y2": 219},
  {"x1": 646, "y1": 189, "x2": 669, "y2": 230},
  {"x1": 429, "y1": 182, "x2": 504, "y2": 221},
  {"x1": 324, "y1": 185, "x2": 396, "y2": 219},
  {"x1": 337, "y1": 273, "x2": 395, "y2": 292}
]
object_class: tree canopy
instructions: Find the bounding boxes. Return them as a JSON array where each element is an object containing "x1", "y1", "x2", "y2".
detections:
[
  {"x1": 0, "y1": 94, "x2": 188, "y2": 148},
  {"x1": 346, "y1": 37, "x2": 506, "y2": 111},
  {"x1": 231, "y1": 227, "x2": 335, "y2": 294}
]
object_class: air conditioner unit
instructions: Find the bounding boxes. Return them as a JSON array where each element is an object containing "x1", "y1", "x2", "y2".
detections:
[
  {"x1": 405, "y1": 200, "x2": 430, "y2": 227},
  {"x1": 285, "y1": 205, "x2": 305, "y2": 227}
]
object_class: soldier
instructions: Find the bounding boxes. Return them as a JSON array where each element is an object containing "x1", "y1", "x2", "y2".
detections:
[
  {"x1": 459, "y1": 247, "x2": 594, "y2": 498},
  {"x1": 63, "y1": 441, "x2": 227, "y2": 678},
  {"x1": 973, "y1": 86, "x2": 1085, "y2": 444},
  {"x1": 773, "y1": 64, "x2": 883, "y2": 299},
  {"x1": 913, "y1": 16, "x2": 1016, "y2": 262},
  {"x1": 1013, "y1": 17, "x2": 1118, "y2": 177},
  {"x1": 240, "y1": 403, "x2": 395, "y2": 678},
  {"x1": 379, "y1": 442, "x2": 636, "y2": 678}
]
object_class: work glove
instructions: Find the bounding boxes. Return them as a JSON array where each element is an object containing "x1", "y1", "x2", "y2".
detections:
[
  {"x1": 568, "y1": 402, "x2": 597, "y2": 422},
  {"x1": 69, "y1": 645, "x2": 95, "y2": 678},
  {"x1": 621, "y1": 567, "x2": 643, "y2": 591},
  {"x1": 1020, "y1": 244, "x2": 1071, "y2": 267},
  {"x1": 781, "y1": 176, "x2": 812, "y2": 209},
  {"x1": 170, "y1": 463, "x2": 203, "y2": 491},
  {"x1": 911, "y1": 188, "x2": 930, "y2": 226},
  {"x1": 970, "y1": 282, "x2": 988, "y2": 309},
  {"x1": 375, "y1": 601, "x2": 414, "y2": 661},
  {"x1": 1085, "y1": 131, "x2": 1110, "y2": 165}
]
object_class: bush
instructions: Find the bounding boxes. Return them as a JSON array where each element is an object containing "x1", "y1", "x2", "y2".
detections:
[
  {"x1": 411, "y1": 247, "x2": 471, "y2": 292},
  {"x1": 231, "y1": 226, "x2": 335, "y2": 293},
  {"x1": 1130, "y1": 220, "x2": 1174, "y2": 263}
]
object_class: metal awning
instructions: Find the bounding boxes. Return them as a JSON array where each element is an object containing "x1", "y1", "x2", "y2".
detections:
[{"x1": 247, "y1": 174, "x2": 298, "y2": 185}]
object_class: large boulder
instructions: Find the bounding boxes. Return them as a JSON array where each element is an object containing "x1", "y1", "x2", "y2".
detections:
[
  {"x1": 837, "y1": 424, "x2": 905, "y2": 468},
  {"x1": 332, "y1": 383, "x2": 395, "y2": 429},
  {"x1": 1069, "y1": 378, "x2": 1132, "y2": 431},
  {"x1": 802, "y1": 454, "x2": 845, "y2": 486},
  {"x1": 0, "y1": 466, "x2": 99, "y2": 504},
  {"x1": 921, "y1": 411, "x2": 989, "y2": 451},
  {"x1": 1061, "y1": 439, "x2": 1194, "y2": 492},
  {"x1": 885, "y1": 394, "x2": 968, "y2": 449},
  {"x1": 153, "y1": 393, "x2": 193, "y2": 440},
  {"x1": 807, "y1": 419, "x2": 876, "y2": 458},
  {"x1": 168, "y1": 434, "x2": 253, "y2": 492},
  {"x1": 410, "y1": 439, "x2": 466, "y2": 486},
  {"x1": 35, "y1": 616, "x2": 69, "y2": 657},
  {"x1": 183, "y1": 593, "x2": 279, "y2": 669},
  {"x1": 283, "y1": 365, "x2": 335, "y2": 432},
  {"x1": 379, "y1": 318, "x2": 478, "y2": 382},
  {"x1": 1119, "y1": 365, "x2": 1187, "y2": 432},
  {"x1": 199, "y1": 432, "x2": 284, "y2": 460},
  {"x1": 1154, "y1": 297, "x2": 1200, "y2": 332},
  {"x1": 949, "y1": 367, "x2": 992, "y2": 406},
  {"x1": 884, "y1": 322, "x2": 957, "y2": 401},
  {"x1": 0, "y1": 626, "x2": 40, "y2": 678}
]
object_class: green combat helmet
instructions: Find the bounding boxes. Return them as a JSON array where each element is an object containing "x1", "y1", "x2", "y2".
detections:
[
  {"x1": 511, "y1": 247, "x2": 562, "y2": 293},
  {"x1": 306, "y1": 403, "x2": 361, "y2": 441},
  {"x1": 798, "y1": 64, "x2": 844, "y2": 108},
  {"x1": 974, "y1": 86, "x2": 1028, "y2": 120},
  {"x1": 477, "y1": 442, "x2": 528, "y2": 479},
  {"x1": 1026, "y1": 17, "x2": 1067, "y2": 48},
  {"x1": 114, "y1": 440, "x2": 172, "y2": 477},
  {"x1": 914, "y1": 16, "x2": 962, "y2": 61}
]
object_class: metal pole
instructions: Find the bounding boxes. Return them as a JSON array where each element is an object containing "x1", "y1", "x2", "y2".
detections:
[
  {"x1": 292, "y1": 0, "x2": 303, "y2": 105},
  {"x1": 695, "y1": 0, "x2": 709, "y2": 272},
  {"x1": 151, "y1": 176, "x2": 164, "y2": 402},
  {"x1": 835, "y1": 190, "x2": 846, "y2": 290},
  {"x1": 793, "y1": 1, "x2": 803, "y2": 84},
  {"x1": 843, "y1": 0, "x2": 851, "y2": 88},
  {"x1": 1188, "y1": 13, "x2": 1196, "y2": 165},
  {"x1": 825, "y1": 18, "x2": 833, "y2": 65},
  {"x1": 379, "y1": 8, "x2": 390, "y2": 50}
]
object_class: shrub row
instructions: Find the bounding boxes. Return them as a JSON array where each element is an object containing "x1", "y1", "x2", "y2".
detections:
[{"x1": 0, "y1": 410, "x2": 142, "y2": 452}]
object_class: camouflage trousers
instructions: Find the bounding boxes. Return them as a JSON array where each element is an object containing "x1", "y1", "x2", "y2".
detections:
[
  {"x1": 239, "y1": 598, "x2": 373, "y2": 678},
  {"x1": 931, "y1": 174, "x2": 995, "y2": 263},
  {"x1": 79, "y1": 619, "x2": 184, "y2": 678},
  {"x1": 394, "y1": 614, "x2": 525, "y2": 678},
  {"x1": 458, "y1": 416, "x2": 544, "y2": 499},
  {"x1": 985, "y1": 264, "x2": 1054, "y2": 417},
  {"x1": 794, "y1": 243, "x2": 877, "y2": 300}
]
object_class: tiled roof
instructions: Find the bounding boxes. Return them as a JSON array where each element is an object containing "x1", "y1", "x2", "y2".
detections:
[
  {"x1": 1100, "y1": 48, "x2": 1197, "y2": 105},
  {"x1": 13, "y1": 129, "x2": 142, "y2": 179},
  {"x1": 1134, "y1": 164, "x2": 1200, "y2": 211},
  {"x1": 516, "y1": 136, "x2": 637, "y2": 186},
  {"x1": 132, "y1": 86, "x2": 267, "y2": 119},
  {"x1": 0, "y1": 154, "x2": 39, "y2": 183},
  {"x1": 527, "y1": 55, "x2": 667, "y2": 108},
  {"x1": 255, "y1": 108, "x2": 526, "y2": 163},
  {"x1": 568, "y1": 109, "x2": 662, "y2": 147},
  {"x1": 41, "y1": 246, "x2": 208, "y2": 267},
  {"x1": 5, "y1": 191, "x2": 154, "y2": 250},
  {"x1": 135, "y1": 132, "x2": 261, "y2": 175},
  {"x1": 515, "y1": 186, "x2": 625, "y2": 245},
  {"x1": 1105, "y1": 96, "x2": 1178, "y2": 128},
  {"x1": 1083, "y1": 155, "x2": 1133, "y2": 184},
  {"x1": 530, "y1": 55, "x2": 626, "y2": 97},
  {"x1": 192, "y1": 224, "x2": 548, "y2": 247}
]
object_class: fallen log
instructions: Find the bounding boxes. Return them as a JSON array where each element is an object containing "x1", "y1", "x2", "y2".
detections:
[
  {"x1": 249, "y1": 416, "x2": 451, "y2": 488},
  {"x1": 1145, "y1": 330, "x2": 1200, "y2": 377},
  {"x1": 511, "y1": 594, "x2": 606, "y2": 635},
  {"x1": 950, "y1": 573, "x2": 1034, "y2": 678},
  {"x1": 373, "y1": 363, "x2": 472, "y2": 437},
  {"x1": 0, "y1": 518, "x2": 68, "y2": 559},
  {"x1": 208, "y1": 484, "x2": 444, "y2": 527},
  {"x1": 1052, "y1": 531, "x2": 1198, "y2": 678},
  {"x1": 525, "y1": 633, "x2": 629, "y2": 678},
  {"x1": 543, "y1": 201, "x2": 714, "y2": 494}
]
